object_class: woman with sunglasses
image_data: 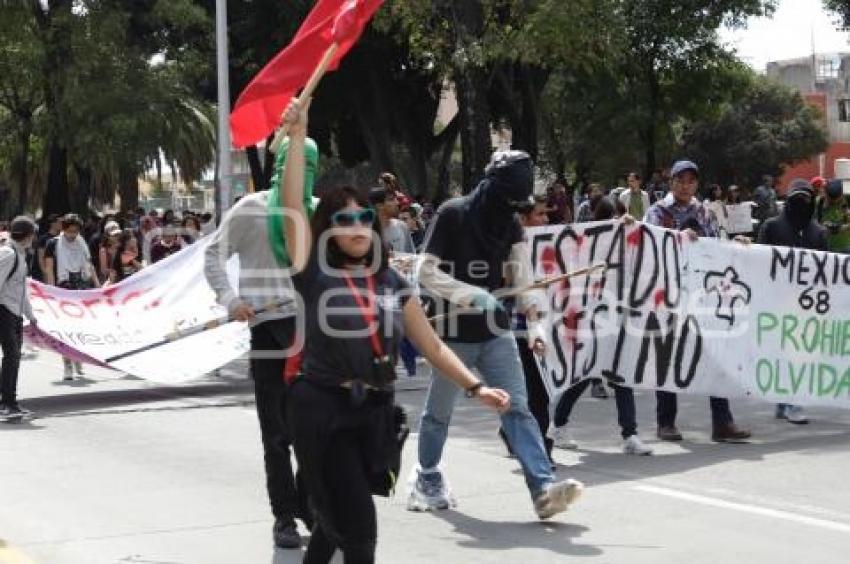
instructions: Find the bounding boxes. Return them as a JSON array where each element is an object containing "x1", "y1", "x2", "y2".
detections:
[{"x1": 278, "y1": 99, "x2": 510, "y2": 564}]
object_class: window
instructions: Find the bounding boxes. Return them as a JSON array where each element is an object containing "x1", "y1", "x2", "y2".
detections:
[
  {"x1": 818, "y1": 58, "x2": 839, "y2": 80},
  {"x1": 839, "y1": 99, "x2": 850, "y2": 122}
]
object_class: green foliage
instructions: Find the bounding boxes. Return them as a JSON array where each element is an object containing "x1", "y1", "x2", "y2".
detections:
[{"x1": 681, "y1": 76, "x2": 829, "y2": 187}]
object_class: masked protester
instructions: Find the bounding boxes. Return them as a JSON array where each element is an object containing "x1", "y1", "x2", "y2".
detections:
[
  {"x1": 758, "y1": 179, "x2": 827, "y2": 425},
  {"x1": 409, "y1": 150, "x2": 584, "y2": 520}
]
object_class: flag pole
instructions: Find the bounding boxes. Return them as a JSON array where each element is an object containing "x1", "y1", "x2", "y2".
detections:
[
  {"x1": 427, "y1": 262, "x2": 607, "y2": 323},
  {"x1": 268, "y1": 43, "x2": 340, "y2": 153}
]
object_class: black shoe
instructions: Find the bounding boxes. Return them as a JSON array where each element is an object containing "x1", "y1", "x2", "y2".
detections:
[{"x1": 273, "y1": 518, "x2": 301, "y2": 549}]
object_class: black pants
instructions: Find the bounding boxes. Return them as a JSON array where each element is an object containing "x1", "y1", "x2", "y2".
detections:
[
  {"x1": 554, "y1": 379, "x2": 638, "y2": 439},
  {"x1": 249, "y1": 318, "x2": 307, "y2": 524},
  {"x1": 289, "y1": 380, "x2": 388, "y2": 564},
  {"x1": 0, "y1": 306, "x2": 23, "y2": 407},
  {"x1": 656, "y1": 391, "x2": 733, "y2": 428},
  {"x1": 516, "y1": 337, "x2": 553, "y2": 455}
]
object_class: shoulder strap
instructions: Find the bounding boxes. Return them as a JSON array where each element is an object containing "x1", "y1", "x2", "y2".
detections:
[{"x1": 4, "y1": 247, "x2": 19, "y2": 283}]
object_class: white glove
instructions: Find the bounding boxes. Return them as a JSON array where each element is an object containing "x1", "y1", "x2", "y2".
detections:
[{"x1": 527, "y1": 320, "x2": 548, "y2": 354}]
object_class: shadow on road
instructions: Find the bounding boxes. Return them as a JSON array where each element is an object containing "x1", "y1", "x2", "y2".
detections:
[{"x1": 431, "y1": 510, "x2": 604, "y2": 557}]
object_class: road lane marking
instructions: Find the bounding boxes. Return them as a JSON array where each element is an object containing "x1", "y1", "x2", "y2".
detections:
[{"x1": 635, "y1": 485, "x2": 850, "y2": 534}]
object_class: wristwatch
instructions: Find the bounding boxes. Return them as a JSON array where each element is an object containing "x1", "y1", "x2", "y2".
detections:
[{"x1": 465, "y1": 382, "x2": 483, "y2": 398}]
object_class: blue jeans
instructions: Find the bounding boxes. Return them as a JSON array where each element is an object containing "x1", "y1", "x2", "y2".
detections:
[{"x1": 418, "y1": 332, "x2": 554, "y2": 498}]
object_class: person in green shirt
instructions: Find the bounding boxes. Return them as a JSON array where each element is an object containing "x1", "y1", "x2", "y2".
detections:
[{"x1": 817, "y1": 180, "x2": 850, "y2": 254}]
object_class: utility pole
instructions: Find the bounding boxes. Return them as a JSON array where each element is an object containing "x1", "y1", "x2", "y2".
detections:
[{"x1": 215, "y1": 0, "x2": 232, "y2": 224}]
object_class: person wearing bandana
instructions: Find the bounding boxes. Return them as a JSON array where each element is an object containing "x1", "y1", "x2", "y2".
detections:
[
  {"x1": 409, "y1": 150, "x2": 584, "y2": 520},
  {"x1": 758, "y1": 178, "x2": 828, "y2": 425},
  {"x1": 203, "y1": 134, "x2": 318, "y2": 549}
]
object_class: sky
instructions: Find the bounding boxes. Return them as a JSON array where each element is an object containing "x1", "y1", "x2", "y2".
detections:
[{"x1": 720, "y1": 0, "x2": 850, "y2": 70}]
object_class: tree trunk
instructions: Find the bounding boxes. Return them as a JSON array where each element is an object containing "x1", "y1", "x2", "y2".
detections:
[
  {"x1": 455, "y1": 66, "x2": 492, "y2": 193},
  {"x1": 15, "y1": 125, "x2": 31, "y2": 215},
  {"x1": 246, "y1": 145, "x2": 265, "y2": 191},
  {"x1": 43, "y1": 141, "x2": 70, "y2": 216},
  {"x1": 435, "y1": 122, "x2": 460, "y2": 203},
  {"x1": 451, "y1": 1, "x2": 491, "y2": 193},
  {"x1": 37, "y1": 0, "x2": 74, "y2": 216},
  {"x1": 118, "y1": 166, "x2": 139, "y2": 212},
  {"x1": 73, "y1": 163, "x2": 92, "y2": 216},
  {"x1": 643, "y1": 68, "x2": 660, "y2": 180}
]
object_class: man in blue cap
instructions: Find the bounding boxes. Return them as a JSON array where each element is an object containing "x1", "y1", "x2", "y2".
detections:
[{"x1": 645, "y1": 159, "x2": 752, "y2": 443}]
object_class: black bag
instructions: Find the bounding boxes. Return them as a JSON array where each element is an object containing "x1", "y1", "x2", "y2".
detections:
[{"x1": 368, "y1": 403, "x2": 410, "y2": 497}]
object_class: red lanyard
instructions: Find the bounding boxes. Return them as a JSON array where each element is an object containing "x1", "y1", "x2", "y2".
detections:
[{"x1": 342, "y1": 272, "x2": 386, "y2": 359}]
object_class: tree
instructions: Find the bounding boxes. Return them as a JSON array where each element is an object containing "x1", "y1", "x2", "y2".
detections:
[
  {"x1": 825, "y1": 0, "x2": 850, "y2": 26},
  {"x1": 0, "y1": 4, "x2": 45, "y2": 216},
  {"x1": 612, "y1": 0, "x2": 777, "y2": 179},
  {"x1": 681, "y1": 75, "x2": 829, "y2": 187}
]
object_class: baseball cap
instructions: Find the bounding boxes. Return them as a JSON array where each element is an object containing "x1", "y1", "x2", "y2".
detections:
[
  {"x1": 811, "y1": 176, "x2": 826, "y2": 188},
  {"x1": 786, "y1": 178, "x2": 814, "y2": 201},
  {"x1": 670, "y1": 160, "x2": 699, "y2": 178},
  {"x1": 10, "y1": 216, "x2": 37, "y2": 239}
]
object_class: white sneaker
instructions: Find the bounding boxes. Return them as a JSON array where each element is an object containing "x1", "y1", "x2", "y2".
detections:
[
  {"x1": 534, "y1": 479, "x2": 584, "y2": 520},
  {"x1": 407, "y1": 468, "x2": 456, "y2": 512},
  {"x1": 786, "y1": 405, "x2": 809, "y2": 425},
  {"x1": 551, "y1": 427, "x2": 578, "y2": 450},
  {"x1": 623, "y1": 435, "x2": 653, "y2": 456}
]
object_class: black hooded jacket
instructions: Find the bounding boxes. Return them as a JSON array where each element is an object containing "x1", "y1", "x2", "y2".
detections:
[
  {"x1": 422, "y1": 152, "x2": 533, "y2": 342},
  {"x1": 758, "y1": 190, "x2": 828, "y2": 251}
]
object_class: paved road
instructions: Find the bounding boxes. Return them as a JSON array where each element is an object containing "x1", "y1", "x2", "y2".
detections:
[{"x1": 1, "y1": 350, "x2": 848, "y2": 563}]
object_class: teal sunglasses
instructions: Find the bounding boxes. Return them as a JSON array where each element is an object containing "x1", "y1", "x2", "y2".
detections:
[{"x1": 331, "y1": 208, "x2": 377, "y2": 227}]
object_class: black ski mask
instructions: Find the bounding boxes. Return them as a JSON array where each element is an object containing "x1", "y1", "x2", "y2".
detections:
[
  {"x1": 784, "y1": 185, "x2": 815, "y2": 231},
  {"x1": 466, "y1": 150, "x2": 534, "y2": 258}
]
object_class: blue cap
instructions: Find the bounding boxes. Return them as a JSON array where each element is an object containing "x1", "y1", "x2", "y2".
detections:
[{"x1": 670, "y1": 160, "x2": 699, "y2": 178}]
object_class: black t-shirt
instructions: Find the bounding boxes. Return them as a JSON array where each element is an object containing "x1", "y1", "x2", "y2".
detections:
[
  {"x1": 423, "y1": 198, "x2": 522, "y2": 342},
  {"x1": 43, "y1": 237, "x2": 58, "y2": 282},
  {"x1": 294, "y1": 258, "x2": 414, "y2": 389}
]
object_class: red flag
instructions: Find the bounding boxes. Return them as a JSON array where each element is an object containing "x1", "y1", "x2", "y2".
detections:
[{"x1": 230, "y1": 0, "x2": 384, "y2": 148}]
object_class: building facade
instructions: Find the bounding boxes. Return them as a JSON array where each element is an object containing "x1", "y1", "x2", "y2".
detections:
[{"x1": 767, "y1": 53, "x2": 850, "y2": 189}]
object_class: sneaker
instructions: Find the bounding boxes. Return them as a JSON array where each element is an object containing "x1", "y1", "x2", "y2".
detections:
[
  {"x1": 0, "y1": 404, "x2": 32, "y2": 421},
  {"x1": 534, "y1": 479, "x2": 584, "y2": 520},
  {"x1": 75, "y1": 362, "x2": 85, "y2": 376},
  {"x1": 407, "y1": 468, "x2": 455, "y2": 512},
  {"x1": 712, "y1": 423, "x2": 751, "y2": 443},
  {"x1": 775, "y1": 404, "x2": 788, "y2": 420},
  {"x1": 551, "y1": 427, "x2": 578, "y2": 450},
  {"x1": 786, "y1": 405, "x2": 809, "y2": 425},
  {"x1": 591, "y1": 381, "x2": 609, "y2": 399},
  {"x1": 623, "y1": 435, "x2": 653, "y2": 456},
  {"x1": 656, "y1": 425, "x2": 683, "y2": 441},
  {"x1": 272, "y1": 518, "x2": 300, "y2": 549}
]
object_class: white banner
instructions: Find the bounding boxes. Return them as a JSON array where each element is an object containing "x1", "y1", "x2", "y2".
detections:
[
  {"x1": 27, "y1": 239, "x2": 250, "y2": 383},
  {"x1": 527, "y1": 221, "x2": 850, "y2": 409}
]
